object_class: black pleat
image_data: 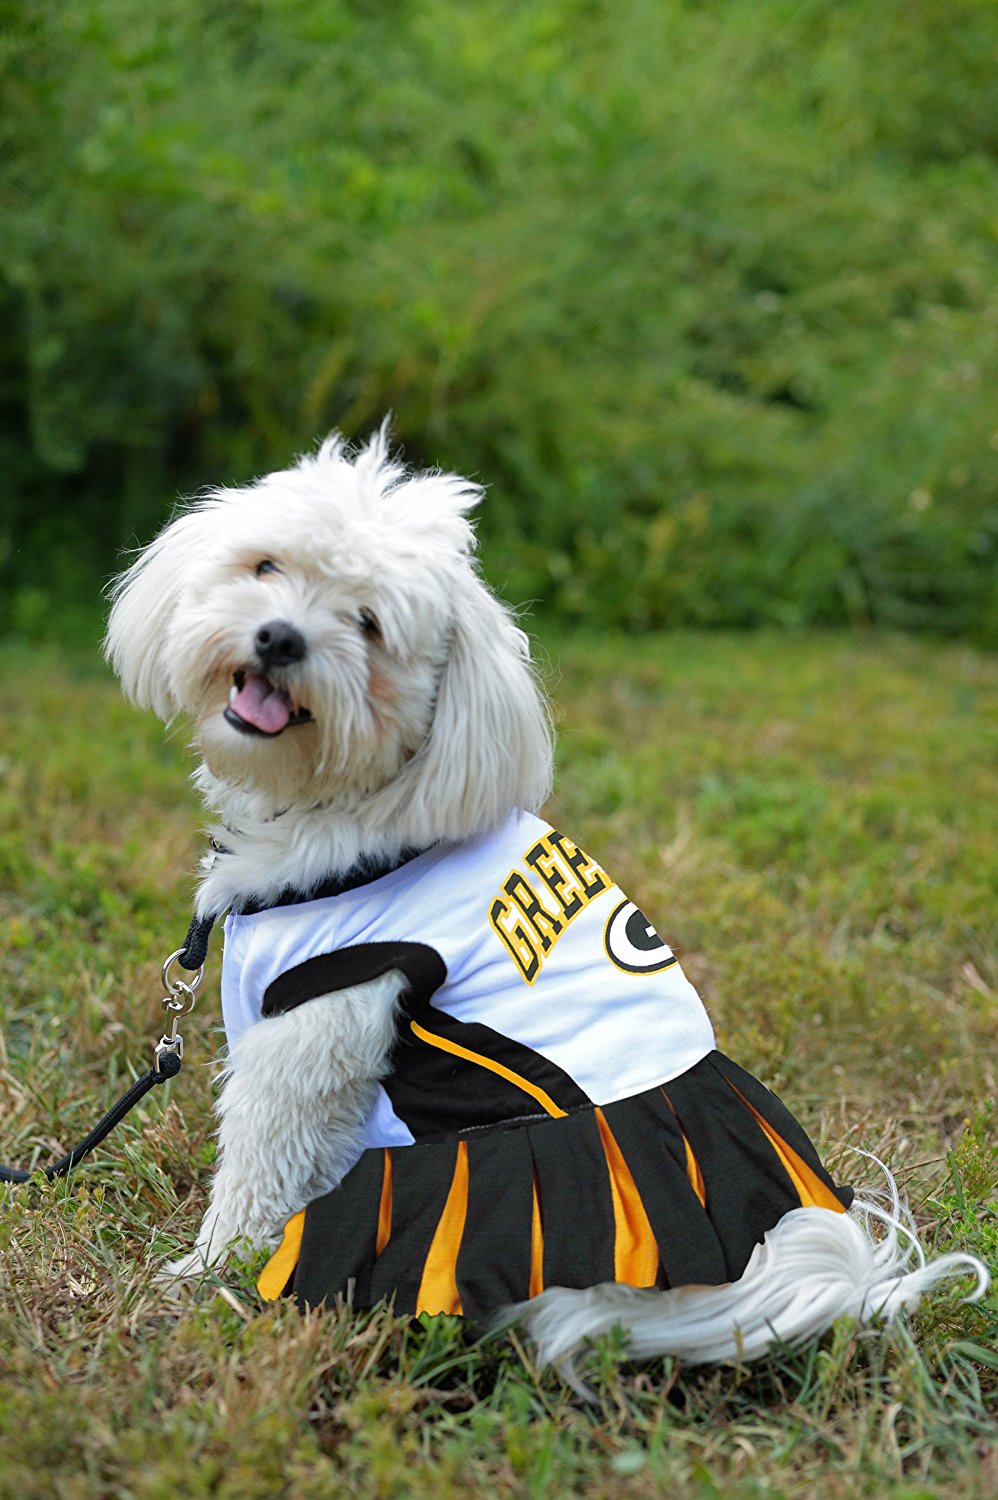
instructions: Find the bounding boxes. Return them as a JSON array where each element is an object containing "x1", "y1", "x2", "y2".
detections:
[
  {"x1": 528, "y1": 1109, "x2": 616, "y2": 1289},
  {"x1": 455, "y1": 1130, "x2": 535, "y2": 1313},
  {"x1": 663, "y1": 1058, "x2": 806, "y2": 1278},
  {"x1": 600, "y1": 1091, "x2": 729, "y2": 1289},
  {"x1": 711, "y1": 1053, "x2": 854, "y2": 1210},
  {"x1": 291, "y1": 1149, "x2": 385, "y2": 1310},
  {"x1": 367, "y1": 1140, "x2": 460, "y2": 1308}
]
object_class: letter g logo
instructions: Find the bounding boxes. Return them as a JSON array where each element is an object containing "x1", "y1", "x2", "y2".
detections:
[{"x1": 603, "y1": 900, "x2": 677, "y2": 974}]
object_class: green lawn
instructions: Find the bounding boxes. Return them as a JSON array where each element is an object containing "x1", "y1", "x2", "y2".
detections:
[{"x1": 0, "y1": 630, "x2": 995, "y2": 1498}]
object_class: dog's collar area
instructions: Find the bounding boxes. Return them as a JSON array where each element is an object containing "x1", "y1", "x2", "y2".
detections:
[
  {"x1": 234, "y1": 844, "x2": 432, "y2": 915},
  {"x1": 226, "y1": 669, "x2": 313, "y2": 738},
  {"x1": 178, "y1": 846, "x2": 430, "y2": 959}
]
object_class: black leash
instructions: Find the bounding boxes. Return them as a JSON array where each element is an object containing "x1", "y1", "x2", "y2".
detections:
[
  {"x1": 0, "y1": 914, "x2": 218, "y2": 1184},
  {"x1": 0, "y1": 861, "x2": 417, "y2": 1183},
  {"x1": 0, "y1": 1054, "x2": 182, "y2": 1183}
]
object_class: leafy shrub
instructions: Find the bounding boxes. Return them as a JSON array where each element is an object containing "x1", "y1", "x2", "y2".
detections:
[{"x1": 2, "y1": 0, "x2": 997, "y2": 639}]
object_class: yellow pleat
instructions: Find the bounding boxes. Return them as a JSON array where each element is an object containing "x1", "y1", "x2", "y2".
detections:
[
  {"x1": 416, "y1": 1140, "x2": 469, "y2": 1315},
  {"x1": 257, "y1": 1209, "x2": 306, "y2": 1301},
  {"x1": 375, "y1": 1150, "x2": 393, "y2": 1258},
  {"x1": 594, "y1": 1108, "x2": 661, "y2": 1289},
  {"x1": 528, "y1": 1177, "x2": 544, "y2": 1298},
  {"x1": 727, "y1": 1083, "x2": 847, "y2": 1213},
  {"x1": 682, "y1": 1130, "x2": 707, "y2": 1206}
]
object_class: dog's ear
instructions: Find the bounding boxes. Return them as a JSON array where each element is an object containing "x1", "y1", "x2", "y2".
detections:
[
  {"x1": 103, "y1": 509, "x2": 205, "y2": 720},
  {"x1": 390, "y1": 572, "x2": 554, "y2": 842}
]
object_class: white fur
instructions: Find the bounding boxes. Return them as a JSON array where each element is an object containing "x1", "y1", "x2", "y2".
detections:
[
  {"x1": 507, "y1": 1158, "x2": 990, "y2": 1389},
  {"x1": 106, "y1": 426, "x2": 552, "y2": 922},
  {"x1": 166, "y1": 971, "x2": 403, "y2": 1277},
  {"x1": 106, "y1": 428, "x2": 989, "y2": 1365},
  {"x1": 107, "y1": 428, "x2": 552, "y2": 1275}
]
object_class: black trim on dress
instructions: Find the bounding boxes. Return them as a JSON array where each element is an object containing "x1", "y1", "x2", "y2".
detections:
[
  {"x1": 262, "y1": 942, "x2": 447, "y2": 1018},
  {"x1": 238, "y1": 844, "x2": 431, "y2": 914}
]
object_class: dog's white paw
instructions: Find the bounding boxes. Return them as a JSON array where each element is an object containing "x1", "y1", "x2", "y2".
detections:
[
  {"x1": 158, "y1": 1247, "x2": 223, "y2": 1284},
  {"x1": 156, "y1": 1209, "x2": 246, "y2": 1286}
]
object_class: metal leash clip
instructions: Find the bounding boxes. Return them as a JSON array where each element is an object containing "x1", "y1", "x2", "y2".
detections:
[{"x1": 155, "y1": 948, "x2": 204, "y2": 1070}]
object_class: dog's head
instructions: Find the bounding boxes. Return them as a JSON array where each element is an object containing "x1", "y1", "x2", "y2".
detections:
[{"x1": 104, "y1": 429, "x2": 552, "y2": 847}]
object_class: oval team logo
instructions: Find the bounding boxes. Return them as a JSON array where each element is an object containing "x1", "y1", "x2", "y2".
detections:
[{"x1": 603, "y1": 899, "x2": 677, "y2": 975}]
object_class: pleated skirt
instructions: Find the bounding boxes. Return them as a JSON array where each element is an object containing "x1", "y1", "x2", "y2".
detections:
[{"x1": 257, "y1": 1050, "x2": 853, "y2": 1317}]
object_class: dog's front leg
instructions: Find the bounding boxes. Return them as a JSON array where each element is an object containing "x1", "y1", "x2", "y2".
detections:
[{"x1": 166, "y1": 969, "x2": 404, "y2": 1278}]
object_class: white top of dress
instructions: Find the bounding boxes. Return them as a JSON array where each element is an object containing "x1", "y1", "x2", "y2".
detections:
[{"x1": 221, "y1": 810, "x2": 716, "y2": 1152}]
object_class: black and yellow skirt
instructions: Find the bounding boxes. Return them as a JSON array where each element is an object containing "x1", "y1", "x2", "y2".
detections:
[{"x1": 257, "y1": 1050, "x2": 853, "y2": 1316}]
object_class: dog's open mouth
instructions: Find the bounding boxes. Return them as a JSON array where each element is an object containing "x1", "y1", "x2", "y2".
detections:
[{"x1": 224, "y1": 671, "x2": 314, "y2": 738}]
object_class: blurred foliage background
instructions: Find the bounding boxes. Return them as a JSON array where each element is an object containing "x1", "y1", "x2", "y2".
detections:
[{"x1": 2, "y1": 0, "x2": 997, "y2": 642}]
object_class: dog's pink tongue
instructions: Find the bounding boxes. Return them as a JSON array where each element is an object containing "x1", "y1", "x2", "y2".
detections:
[{"x1": 232, "y1": 674, "x2": 292, "y2": 733}]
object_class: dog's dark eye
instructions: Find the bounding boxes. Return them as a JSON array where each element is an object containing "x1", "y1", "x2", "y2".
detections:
[
  {"x1": 358, "y1": 608, "x2": 381, "y2": 639},
  {"x1": 255, "y1": 559, "x2": 280, "y2": 577}
]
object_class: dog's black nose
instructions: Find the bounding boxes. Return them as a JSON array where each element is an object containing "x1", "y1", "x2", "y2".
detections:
[{"x1": 254, "y1": 620, "x2": 307, "y2": 667}]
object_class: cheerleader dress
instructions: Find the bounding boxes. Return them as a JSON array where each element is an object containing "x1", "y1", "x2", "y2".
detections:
[{"x1": 219, "y1": 811, "x2": 852, "y2": 1315}]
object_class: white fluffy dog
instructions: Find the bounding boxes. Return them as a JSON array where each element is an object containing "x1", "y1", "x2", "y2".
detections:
[{"x1": 105, "y1": 429, "x2": 986, "y2": 1369}]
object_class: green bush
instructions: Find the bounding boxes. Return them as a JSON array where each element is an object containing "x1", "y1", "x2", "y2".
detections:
[{"x1": 2, "y1": 0, "x2": 997, "y2": 638}]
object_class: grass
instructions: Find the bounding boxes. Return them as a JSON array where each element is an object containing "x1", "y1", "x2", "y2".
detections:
[{"x1": 0, "y1": 628, "x2": 995, "y2": 1497}]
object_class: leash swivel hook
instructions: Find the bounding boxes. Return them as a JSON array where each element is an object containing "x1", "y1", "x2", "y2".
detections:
[{"x1": 155, "y1": 948, "x2": 203, "y2": 1071}]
